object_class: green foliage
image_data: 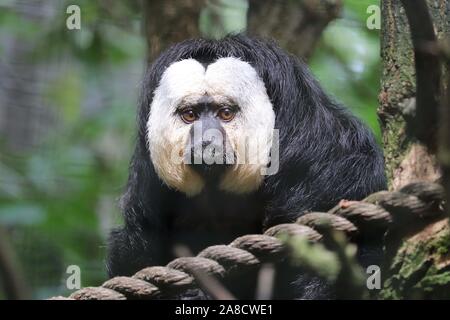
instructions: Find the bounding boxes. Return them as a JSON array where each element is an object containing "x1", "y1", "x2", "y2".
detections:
[
  {"x1": 310, "y1": 0, "x2": 382, "y2": 141},
  {"x1": 287, "y1": 235, "x2": 341, "y2": 282},
  {"x1": 0, "y1": 0, "x2": 142, "y2": 298},
  {"x1": 283, "y1": 229, "x2": 368, "y2": 299},
  {"x1": 380, "y1": 221, "x2": 450, "y2": 299}
]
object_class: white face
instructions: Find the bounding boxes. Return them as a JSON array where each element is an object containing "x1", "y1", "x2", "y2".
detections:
[{"x1": 147, "y1": 57, "x2": 275, "y2": 196}]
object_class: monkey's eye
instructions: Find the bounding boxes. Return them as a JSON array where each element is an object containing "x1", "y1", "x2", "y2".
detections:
[
  {"x1": 218, "y1": 107, "x2": 236, "y2": 122},
  {"x1": 180, "y1": 109, "x2": 198, "y2": 123}
]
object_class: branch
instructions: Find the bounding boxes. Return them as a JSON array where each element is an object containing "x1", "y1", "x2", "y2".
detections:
[
  {"x1": 255, "y1": 263, "x2": 275, "y2": 300},
  {"x1": 143, "y1": 0, "x2": 205, "y2": 62},
  {"x1": 439, "y1": 39, "x2": 450, "y2": 218},
  {"x1": 400, "y1": 0, "x2": 441, "y2": 149},
  {"x1": 247, "y1": 0, "x2": 342, "y2": 60},
  {"x1": 0, "y1": 226, "x2": 30, "y2": 300}
]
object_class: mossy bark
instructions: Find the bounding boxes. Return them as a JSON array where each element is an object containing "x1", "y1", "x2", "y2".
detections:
[
  {"x1": 379, "y1": 0, "x2": 450, "y2": 299},
  {"x1": 380, "y1": 218, "x2": 450, "y2": 299},
  {"x1": 379, "y1": 0, "x2": 449, "y2": 190}
]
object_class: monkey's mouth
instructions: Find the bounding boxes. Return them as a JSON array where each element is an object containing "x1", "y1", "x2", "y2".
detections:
[
  {"x1": 187, "y1": 148, "x2": 235, "y2": 181},
  {"x1": 192, "y1": 162, "x2": 229, "y2": 179}
]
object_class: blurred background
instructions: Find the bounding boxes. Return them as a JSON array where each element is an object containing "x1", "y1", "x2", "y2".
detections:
[{"x1": 0, "y1": 0, "x2": 380, "y2": 299}]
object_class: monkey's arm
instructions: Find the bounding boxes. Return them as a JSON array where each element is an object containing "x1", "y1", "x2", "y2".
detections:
[
  {"x1": 107, "y1": 141, "x2": 171, "y2": 277},
  {"x1": 106, "y1": 213, "x2": 169, "y2": 277}
]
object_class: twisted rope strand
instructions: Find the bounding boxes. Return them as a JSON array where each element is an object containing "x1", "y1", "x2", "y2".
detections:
[{"x1": 49, "y1": 182, "x2": 445, "y2": 300}]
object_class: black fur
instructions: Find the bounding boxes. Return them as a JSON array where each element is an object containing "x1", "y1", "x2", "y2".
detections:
[{"x1": 107, "y1": 35, "x2": 387, "y2": 299}]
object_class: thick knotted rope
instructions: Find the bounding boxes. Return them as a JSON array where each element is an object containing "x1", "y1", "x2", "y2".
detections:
[{"x1": 50, "y1": 181, "x2": 446, "y2": 300}]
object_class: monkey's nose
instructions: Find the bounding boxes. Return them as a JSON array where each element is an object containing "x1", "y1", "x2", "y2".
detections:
[{"x1": 188, "y1": 140, "x2": 230, "y2": 178}]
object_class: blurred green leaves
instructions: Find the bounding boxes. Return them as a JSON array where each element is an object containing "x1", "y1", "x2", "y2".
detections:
[
  {"x1": 310, "y1": 0, "x2": 381, "y2": 141},
  {"x1": 0, "y1": 204, "x2": 45, "y2": 226},
  {"x1": 200, "y1": 0, "x2": 248, "y2": 39},
  {"x1": 0, "y1": 0, "x2": 141, "y2": 298},
  {"x1": 47, "y1": 70, "x2": 82, "y2": 125}
]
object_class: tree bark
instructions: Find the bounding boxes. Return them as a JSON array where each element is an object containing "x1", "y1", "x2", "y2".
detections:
[
  {"x1": 379, "y1": 0, "x2": 450, "y2": 299},
  {"x1": 440, "y1": 40, "x2": 450, "y2": 219},
  {"x1": 143, "y1": 0, "x2": 205, "y2": 62},
  {"x1": 380, "y1": 217, "x2": 450, "y2": 299},
  {"x1": 379, "y1": 0, "x2": 449, "y2": 190},
  {"x1": 143, "y1": 0, "x2": 341, "y2": 62},
  {"x1": 247, "y1": 0, "x2": 342, "y2": 60}
]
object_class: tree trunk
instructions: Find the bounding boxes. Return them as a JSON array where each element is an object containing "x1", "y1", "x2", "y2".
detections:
[
  {"x1": 143, "y1": 0, "x2": 205, "y2": 62},
  {"x1": 379, "y1": 0, "x2": 450, "y2": 299},
  {"x1": 143, "y1": 0, "x2": 342, "y2": 62},
  {"x1": 440, "y1": 39, "x2": 450, "y2": 219},
  {"x1": 247, "y1": 0, "x2": 342, "y2": 60},
  {"x1": 379, "y1": 0, "x2": 449, "y2": 190}
]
